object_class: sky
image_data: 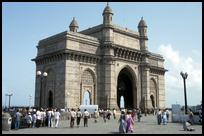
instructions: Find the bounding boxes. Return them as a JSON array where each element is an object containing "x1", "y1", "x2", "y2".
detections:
[{"x1": 2, "y1": 2, "x2": 202, "y2": 108}]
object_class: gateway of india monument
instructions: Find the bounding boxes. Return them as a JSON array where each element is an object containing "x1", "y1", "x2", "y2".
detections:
[{"x1": 32, "y1": 3, "x2": 167, "y2": 111}]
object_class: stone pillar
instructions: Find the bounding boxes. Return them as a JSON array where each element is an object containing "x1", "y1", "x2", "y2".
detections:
[
  {"x1": 141, "y1": 66, "x2": 152, "y2": 111},
  {"x1": 104, "y1": 59, "x2": 118, "y2": 109},
  {"x1": 55, "y1": 60, "x2": 66, "y2": 108},
  {"x1": 34, "y1": 75, "x2": 40, "y2": 107},
  {"x1": 158, "y1": 74, "x2": 165, "y2": 109}
]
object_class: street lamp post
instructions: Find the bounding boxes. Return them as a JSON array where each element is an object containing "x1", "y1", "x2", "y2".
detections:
[
  {"x1": 6, "y1": 92, "x2": 13, "y2": 108},
  {"x1": 28, "y1": 94, "x2": 32, "y2": 108},
  {"x1": 36, "y1": 71, "x2": 48, "y2": 108},
  {"x1": 180, "y1": 71, "x2": 188, "y2": 114},
  {"x1": 5, "y1": 94, "x2": 7, "y2": 108}
]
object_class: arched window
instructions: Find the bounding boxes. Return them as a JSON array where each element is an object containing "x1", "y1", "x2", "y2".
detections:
[
  {"x1": 150, "y1": 78, "x2": 157, "y2": 108},
  {"x1": 81, "y1": 69, "x2": 95, "y2": 105},
  {"x1": 83, "y1": 91, "x2": 90, "y2": 105},
  {"x1": 82, "y1": 70, "x2": 94, "y2": 85}
]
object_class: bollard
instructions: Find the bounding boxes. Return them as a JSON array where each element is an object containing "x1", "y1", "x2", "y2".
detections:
[{"x1": 2, "y1": 112, "x2": 12, "y2": 131}]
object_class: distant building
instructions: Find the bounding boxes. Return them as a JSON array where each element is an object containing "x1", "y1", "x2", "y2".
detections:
[{"x1": 32, "y1": 3, "x2": 167, "y2": 111}]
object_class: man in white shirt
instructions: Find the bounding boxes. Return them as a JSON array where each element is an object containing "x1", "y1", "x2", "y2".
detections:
[
  {"x1": 76, "y1": 108, "x2": 82, "y2": 127},
  {"x1": 54, "y1": 109, "x2": 61, "y2": 128},
  {"x1": 70, "y1": 108, "x2": 76, "y2": 128},
  {"x1": 83, "y1": 109, "x2": 90, "y2": 127},
  {"x1": 14, "y1": 109, "x2": 22, "y2": 129},
  {"x1": 47, "y1": 108, "x2": 54, "y2": 127},
  {"x1": 36, "y1": 109, "x2": 42, "y2": 128}
]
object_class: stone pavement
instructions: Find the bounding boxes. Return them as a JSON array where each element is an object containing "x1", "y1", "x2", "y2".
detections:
[{"x1": 2, "y1": 114, "x2": 202, "y2": 134}]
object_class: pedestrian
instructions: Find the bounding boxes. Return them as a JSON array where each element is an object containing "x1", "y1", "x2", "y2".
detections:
[
  {"x1": 144, "y1": 109, "x2": 147, "y2": 116},
  {"x1": 51, "y1": 109, "x2": 55, "y2": 128},
  {"x1": 76, "y1": 108, "x2": 82, "y2": 127},
  {"x1": 161, "y1": 109, "x2": 167, "y2": 125},
  {"x1": 41, "y1": 108, "x2": 46, "y2": 127},
  {"x1": 131, "y1": 109, "x2": 136, "y2": 121},
  {"x1": 32, "y1": 111, "x2": 36, "y2": 128},
  {"x1": 118, "y1": 110, "x2": 126, "y2": 133},
  {"x1": 199, "y1": 109, "x2": 202, "y2": 124},
  {"x1": 183, "y1": 120, "x2": 195, "y2": 131},
  {"x1": 47, "y1": 108, "x2": 54, "y2": 127},
  {"x1": 157, "y1": 109, "x2": 162, "y2": 125},
  {"x1": 36, "y1": 108, "x2": 42, "y2": 128},
  {"x1": 113, "y1": 108, "x2": 116, "y2": 119},
  {"x1": 126, "y1": 110, "x2": 134, "y2": 133},
  {"x1": 137, "y1": 108, "x2": 142, "y2": 122},
  {"x1": 83, "y1": 109, "x2": 90, "y2": 127},
  {"x1": 107, "y1": 109, "x2": 112, "y2": 120},
  {"x1": 94, "y1": 109, "x2": 99, "y2": 123},
  {"x1": 103, "y1": 109, "x2": 107, "y2": 123},
  {"x1": 70, "y1": 108, "x2": 76, "y2": 128},
  {"x1": 26, "y1": 112, "x2": 32, "y2": 128},
  {"x1": 166, "y1": 108, "x2": 170, "y2": 123},
  {"x1": 14, "y1": 109, "x2": 22, "y2": 130},
  {"x1": 188, "y1": 109, "x2": 194, "y2": 125},
  {"x1": 54, "y1": 109, "x2": 61, "y2": 128}
]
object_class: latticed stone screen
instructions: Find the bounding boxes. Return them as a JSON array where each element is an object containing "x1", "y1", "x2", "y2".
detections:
[{"x1": 82, "y1": 70, "x2": 94, "y2": 85}]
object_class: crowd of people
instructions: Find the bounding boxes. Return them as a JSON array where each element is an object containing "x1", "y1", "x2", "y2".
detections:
[
  {"x1": 156, "y1": 108, "x2": 170, "y2": 125},
  {"x1": 6, "y1": 106, "x2": 202, "y2": 133},
  {"x1": 5, "y1": 106, "x2": 144, "y2": 132}
]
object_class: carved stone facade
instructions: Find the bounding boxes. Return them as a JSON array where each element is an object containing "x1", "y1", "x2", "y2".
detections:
[{"x1": 32, "y1": 4, "x2": 167, "y2": 111}]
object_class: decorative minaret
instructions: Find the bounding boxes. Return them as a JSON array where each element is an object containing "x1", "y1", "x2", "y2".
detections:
[
  {"x1": 101, "y1": 3, "x2": 118, "y2": 110},
  {"x1": 69, "y1": 17, "x2": 79, "y2": 32},
  {"x1": 102, "y1": 3, "x2": 114, "y2": 43},
  {"x1": 103, "y1": 2, "x2": 113, "y2": 25},
  {"x1": 138, "y1": 17, "x2": 151, "y2": 112},
  {"x1": 138, "y1": 17, "x2": 148, "y2": 51}
]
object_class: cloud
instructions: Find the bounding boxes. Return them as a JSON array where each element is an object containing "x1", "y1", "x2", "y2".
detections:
[{"x1": 158, "y1": 44, "x2": 202, "y2": 107}]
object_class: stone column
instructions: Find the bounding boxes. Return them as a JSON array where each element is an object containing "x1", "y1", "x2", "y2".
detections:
[
  {"x1": 142, "y1": 67, "x2": 152, "y2": 111},
  {"x1": 158, "y1": 74, "x2": 165, "y2": 109},
  {"x1": 103, "y1": 56, "x2": 119, "y2": 109},
  {"x1": 34, "y1": 75, "x2": 40, "y2": 107}
]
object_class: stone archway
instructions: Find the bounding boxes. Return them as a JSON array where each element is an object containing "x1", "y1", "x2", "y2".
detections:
[
  {"x1": 117, "y1": 67, "x2": 136, "y2": 109},
  {"x1": 48, "y1": 90, "x2": 53, "y2": 108},
  {"x1": 83, "y1": 90, "x2": 91, "y2": 105},
  {"x1": 150, "y1": 94, "x2": 155, "y2": 108},
  {"x1": 81, "y1": 69, "x2": 95, "y2": 105},
  {"x1": 150, "y1": 78, "x2": 158, "y2": 108}
]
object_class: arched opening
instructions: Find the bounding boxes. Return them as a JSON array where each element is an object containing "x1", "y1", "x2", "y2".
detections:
[
  {"x1": 150, "y1": 78, "x2": 158, "y2": 108},
  {"x1": 150, "y1": 95, "x2": 155, "y2": 108},
  {"x1": 83, "y1": 91, "x2": 91, "y2": 105},
  {"x1": 120, "y1": 96, "x2": 125, "y2": 108},
  {"x1": 81, "y1": 69, "x2": 95, "y2": 105},
  {"x1": 48, "y1": 90, "x2": 53, "y2": 108},
  {"x1": 117, "y1": 68, "x2": 134, "y2": 109}
]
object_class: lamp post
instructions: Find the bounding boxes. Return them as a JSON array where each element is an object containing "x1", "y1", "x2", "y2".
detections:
[
  {"x1": 5, "y1": 94, "x2": 7, "y2": 109},
  {"x1": 6, "y1": 92, "x2": 13, "y2": 108},
  {"x1": 36, "y1": 71, "x2": 48, "y2": 108},
  {"x1": 28, "y1": 94, "x2": 32, "y2": 108},
  {"x1": 180, "y1": 71, "x2": 188, "y2": 114}
]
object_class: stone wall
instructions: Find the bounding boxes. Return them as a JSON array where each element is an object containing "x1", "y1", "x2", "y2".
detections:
[{"x1": 113, "y1": 32, "x2": 140, "y2": 50}]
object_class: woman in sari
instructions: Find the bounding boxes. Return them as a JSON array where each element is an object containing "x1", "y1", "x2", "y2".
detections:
[
  {"x1": 119, "y1": 111, "x2": 126, "y2": 133},
  {"x1": 126, "y1": 110, "x2": 134, "y2": 133}
]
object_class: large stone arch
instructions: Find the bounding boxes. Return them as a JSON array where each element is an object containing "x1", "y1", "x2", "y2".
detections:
[
  {"x1": 116, "y1": 65, "x2": 137, "y2": 109},
  {"x1": 150, "y1": 78, "x2": 158, "y2": 108},
  {"x1": 81, "y1": 68, "x2": 96, "y2": 105}
]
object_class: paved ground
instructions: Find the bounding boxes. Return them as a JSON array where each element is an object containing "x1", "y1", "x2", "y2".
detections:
[{"x1": 2, "y1": 114, "x2": 202, "y2": 134}]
